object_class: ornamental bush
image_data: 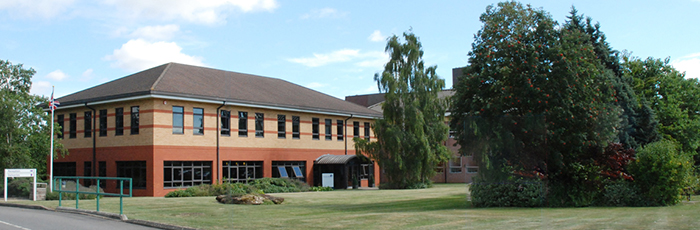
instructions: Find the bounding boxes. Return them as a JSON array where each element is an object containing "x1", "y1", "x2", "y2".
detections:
[
  {"x1": 628, "y1": 140, "x2": 694, "y2": 206},
  {"x1": 470, "y1": 178, "x2": 544, "y2": 207}
]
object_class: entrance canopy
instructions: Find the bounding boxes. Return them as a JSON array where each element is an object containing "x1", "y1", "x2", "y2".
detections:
[{"x1": 313, "y1": 154, "x2": 373, "y2": 189}]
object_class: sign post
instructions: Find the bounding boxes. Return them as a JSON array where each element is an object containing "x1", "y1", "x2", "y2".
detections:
[{"x1": 3, "y1": 169, "x2": 37, "y2": 201}]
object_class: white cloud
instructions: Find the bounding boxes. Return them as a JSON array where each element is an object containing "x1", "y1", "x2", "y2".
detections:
[
  {"x1": 368, "y1": 30, "x2": 386, "y2": 42},
  {"x1": 80, "y1": 68, "x2": 93, "y2": 81},
  {"x1": 305, "y1": 82, "x2": 328, "y2": 89},
  {"x1": 45, "y1": 70, "x2": 69, "y2": 81},
  {"x1": 300, "y1": 8, "x2": 346, "y2": 19},
  {"x1": 0, "y1": 0, "x2": 75, "y2": 19},
  {"x1": 130, "y1": 24, "x2": 180, "y2": 41},
  {"x1": 102, "y1": 0, "x2": 279, "y2": 24},
  {"x1": 30, "y1": 81, "x2": 52, "y2": 97},
  {"x1": 104, "y1": 39, "x2": 205, "y2": 72},
  {"x1": 671, "y1": 52, "x2": 700, "y2": 79},
  {"x1": 288, "y1": 49, "x2": 388, "y2": 68}
]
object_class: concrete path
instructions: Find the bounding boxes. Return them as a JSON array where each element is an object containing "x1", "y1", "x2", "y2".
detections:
[{"x1": 0, "y1": 206, "x2": 159, "y2": 230}]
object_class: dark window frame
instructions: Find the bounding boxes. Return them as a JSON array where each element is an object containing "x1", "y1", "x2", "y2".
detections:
[
  {"x1": 364, "y1": 122, "x2": 370, "y2": 141},
  {"x1": 99, "y1": 109, "x2": 107, "y2": 136},
  {"x1": 163, "y1": 161, "x2": 212, "y2": 188},
  {"x1": 69, "y1": 113, "x2": 76, "y2": 138},
  {"x1": 115, "y1": 108, "x2": 124, "y2": 136},
  {"x1": 130, "y1": 106, "x2": 139, "y2": 135},
  {"x1": 84, "y1": 111, "x2": 92, "y2": 138},
  {"x1": 172, "y1": 106, "x2": 184, "y2": 134},
  {"x1": 271, "y1": 161, "x2": 306, "y2": 182},
  {"x1": 255, "y1": 113, "x2": 264, "y2": 137},
  {"x1": 57, "y1": 114, "x2": 64, "y2": 139},
  {"x1": 220, "y1": 110, "x2": 230, "y2": 136},
  {"x1": 312, "y1": 118, "x2": 319, "y2": 140},
  {"x1": 277, "y1": 114, "x2": 286, "y2": 138},
  {"x1": 325, "y1": 119, "x2": 332, "y2": 140},
  {"x1": 292, "y1": 116, "x2": 300, "y2": 139},
  {"x1": 353, "y1": 121, "x2": 360, "y2": 138},
  {"x1": 116, "y1": 161, "x2": 146, "y2": 189},
  {"x1": 337, "y1": 120, "x2": 343, "y2": 141},
  {"x1": 222, "y1": 161, "x2": 263, "y2": 183},
  {"x1": 193, "y1": 107, "x2": 204, "y2": 135},
  {"x1": 238, "y1": 111, "x2": 248, "y2": 137}
]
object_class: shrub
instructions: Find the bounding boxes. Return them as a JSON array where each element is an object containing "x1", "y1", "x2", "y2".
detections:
[
  {"x1": 164, "y1": 178, "x2": 308, "y2": 197},
  {"x1": 470, "y1": 178, "x2": 544, "y2": 207},
  {"x1": 165, "y1": 189, "x2": 193, "y2": 198},
  {"x1": 310, "y1": 186, "x2": 333, "y2": 192},
  {"x1": 599, "y1": 180, "x2": 641, "y2": 207},
  {"x1": 628, "y1": 140, "x2": 694, "y2": 206},
  {"x1": 45, "y1": 191, "x2": 97, "y2": 200}
]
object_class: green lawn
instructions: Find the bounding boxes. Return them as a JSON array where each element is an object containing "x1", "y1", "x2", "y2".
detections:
[{"x1": 7, "y1": 184, "x2": 700, "y2": 229}]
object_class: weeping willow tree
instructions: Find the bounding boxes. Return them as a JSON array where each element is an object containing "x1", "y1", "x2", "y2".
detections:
[{"x1": 354, "y1": 30, "x2": 452, "y2": 189}]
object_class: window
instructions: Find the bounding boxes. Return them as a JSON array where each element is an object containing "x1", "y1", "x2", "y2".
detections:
[
  {"x1": 84, "y1": 111, "x2": 92, "y2": 138},
  {"x1": 57, "y1": 114, "x2": 64, "y2": 139},
  {"x1": 54, "y1": 162, "x2": 76, "y2": 177},
  {"x1": 164, "y1": 161, "x2": 212, "y2": 188},
  {"x1": 466, "y1": 166, "x2": 478, "y2": 174},
  {"x1": 238, "y1": 111, "x2": 248, "y2": 137},
  {"x1": 277, "y1": 115, "x2": 286, "y2": 138},
  {"x1": 272, "y1": 161, "x2": 305, "y2": 182},
  {"x1": 292, "y1": 116, "x2": 300, "y2": 139},
  {"x1": 360, "y1": 163, "x2": 373, "y2": 179},
  {"x1": 69, "y1": 113, "x2": 76, "y2": 138},
  {"x1": 337, "y1": 120, "x2": 343, "y2": 141},
  {"x1": 436, "y1": 162, "x2": 445, "y2": 173},
  {"x1": 98, "y1": 161, "x2": 106, "y2": 188},
  {"x1": 84, "y1": 161, "x2": 92, "y2": 187},
  {"x1": 116, "y1": 161, "x2": 146, "y2": 189},
  {"x1": 99, "y1": 109, "x2": 107, "y2": 136},
  {"x1": 325, "y1": 119, "x2": 332, "y2": 140},
  {"x1": 193, "y1": 108, "x2": 204, "y2": 135},
  {"x1": 220, "y1": 110, "x2": 230, "y2": 136},
  {"x1": 364, "y1": 122, "x2": 370, "y2": 141},
  {"x1": 449, "y1": 157, "x2": 463, "y2": 173},
  {"x1": 312, "y1": 118, "x2": 319, "y2": 140},
  {"x1": 172, "y1": 106, "x2": 184, "y2": 134},
  {"x1": 255, "y1": 113, "x2": 264, "y2": 137},
  {"x1": 130, "y1": 106, "x2": 139, "y2": 135},
  {"x1": 115, "y1": 108, "x2": 124, "y2": 136},
  {"x1": 449, "y1": 129, "x2": 456, "y2": 139},
  {"x1": 353, "y1": 121, "x2": 359, "y2": 138},
  {"x1": 222, "y1": 161, "x2": 262, "y2": 183}
]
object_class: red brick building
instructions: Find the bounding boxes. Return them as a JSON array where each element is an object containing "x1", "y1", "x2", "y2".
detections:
[{"x1": 51, "y1": 63, "x2": 381, "y2": 196}]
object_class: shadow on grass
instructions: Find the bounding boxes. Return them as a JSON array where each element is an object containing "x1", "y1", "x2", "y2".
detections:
[{"x1": 311, "y1": 194, "x2": 471, "y2": 213}]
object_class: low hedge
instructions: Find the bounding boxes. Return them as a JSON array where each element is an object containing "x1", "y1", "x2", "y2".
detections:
[{"x1": 165, "y1": 178, "x2": 327, "y2": 198}]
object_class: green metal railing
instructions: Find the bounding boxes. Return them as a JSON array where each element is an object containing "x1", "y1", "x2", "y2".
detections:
[{"x1": 53, "y1": 176, "x2": 132, "y2": 215}]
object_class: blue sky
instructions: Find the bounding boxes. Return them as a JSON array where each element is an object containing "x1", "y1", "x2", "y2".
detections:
[{"x1": 2, "y1": 0, "x2": 699, "y2": 99}]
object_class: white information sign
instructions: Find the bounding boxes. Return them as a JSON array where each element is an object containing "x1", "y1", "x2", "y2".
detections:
[{"x1": 3, "y1": 168, "x2": 37, "y2": 201}]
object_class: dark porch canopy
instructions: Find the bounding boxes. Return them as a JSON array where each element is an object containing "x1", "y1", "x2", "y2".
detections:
[{"x1": 313, "y1": 154, "x2": 373, "y2": 189}]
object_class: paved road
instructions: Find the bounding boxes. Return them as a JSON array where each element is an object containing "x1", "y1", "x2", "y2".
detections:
[{"x1": 0, "y1": 206, "x2": 159, "y2": 230}]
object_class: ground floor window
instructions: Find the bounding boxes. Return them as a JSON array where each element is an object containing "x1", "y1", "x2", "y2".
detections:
[
  {"x1": 272, "y1": 161, "x2": 305, "y2": 182},
  {"x1": 360, "y1": 163, "x2": 373, "y2": 179},
  {"x1": 435, "y1": 162, "x2": 445, "y2": 173},
  {"x1": 116, "y1": 161, "x2": 147, "y2": 189},
  {"x1": 466, "y1": 166, "x2": 479, "y2": 174},
  {"x1": 449, "y1": 157, "x2": 463, "y2": 173},
  {"x1": 164, "y1": 161, "x2": 212, "y2": 188},
  {"x1": 53, "y1": 162, "x2": 76, "y2": 177},
  {"x1": 222, "y1": 161, "x2": 263, "y2": 183}
]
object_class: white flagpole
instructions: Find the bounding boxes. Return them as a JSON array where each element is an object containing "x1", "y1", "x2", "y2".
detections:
[{"x1": 49, "y1": 86, "x2": 54, "y2": 192}]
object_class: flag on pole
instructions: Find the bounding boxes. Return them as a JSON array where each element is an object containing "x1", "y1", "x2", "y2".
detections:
[{"x1": 50, "y1": 90, "x2": 60, "y2": 111}]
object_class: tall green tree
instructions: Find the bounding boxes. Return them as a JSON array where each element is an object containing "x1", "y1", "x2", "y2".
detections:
[
  {"x1": 451, "y1": 2, "x2": 620, "y2": 206},
  {"x1": 0, "y1": 60, "x2": 66, "y2": 178},
  {"x1": 354, "y1": 30, "x2": 452, "y2": 189},
  {"x1": 622, "y1": 56, "x2": 700, "y2": 157}
]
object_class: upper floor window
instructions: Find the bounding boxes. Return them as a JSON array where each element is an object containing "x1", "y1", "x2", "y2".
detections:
[
  {"x1": 312, "y1": 118, "x2": 319, "y2": 140},
  {"x1": 255, "y1": 113, "x2": 264, "y2": 137},
  {"x1": 364, "y1": 122, "x2": 370, "y2": 141},
  {"x1": 173, "y1": 106, "x2": 184, "y2": 134},
  {"x1": 57, "y1": 114, "x2": 64, "y2": 139},
  {"x1": 130, "y1": 106, "x2": 139, "y2": 135},
  {"x1": 337, "y1": 120, "x2": 343, "y2": 141},
  {"x1": 292, "y1": 116, "x2": 300, "y2": 139},
  {"x1": 193, "y1": 108, "x2": 204, "y2": 135},
  {"x1": 325, "y1": 119, "x2": 332, "y2": 140},
  {"x1": 220, "y1": 110, "x2": 231, "y2": 136},
  {"x1": 238, "y1": 111, "x2": 248, "y2": 137},
  {"x1": 278, "y1": 114, "x2": 286, "y2": 138},
  {"x1": 115, "y1": 108, "x2": 124, "y2": 136},
  {"x1": 84, "y1": 111, "x2": 92, "y2": 138},
  {"x1": 353, "y1": 121, "x2": 359, "y2": 138},
  {"x1": 69, "y1": 113, "x2": 76, "y2": 138},
  {"x1": 99, "y1": 109, "x2": 107, "y2": 136}
]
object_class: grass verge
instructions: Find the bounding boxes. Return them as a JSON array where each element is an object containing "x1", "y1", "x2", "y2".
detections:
[{"x1": 7, "y1": 184, "x2": 700, "y2": 229}]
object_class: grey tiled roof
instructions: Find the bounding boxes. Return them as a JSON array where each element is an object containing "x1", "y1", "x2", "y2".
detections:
[{"x1": 57, "y1": 63, "x2": 381, "y2": 117}]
